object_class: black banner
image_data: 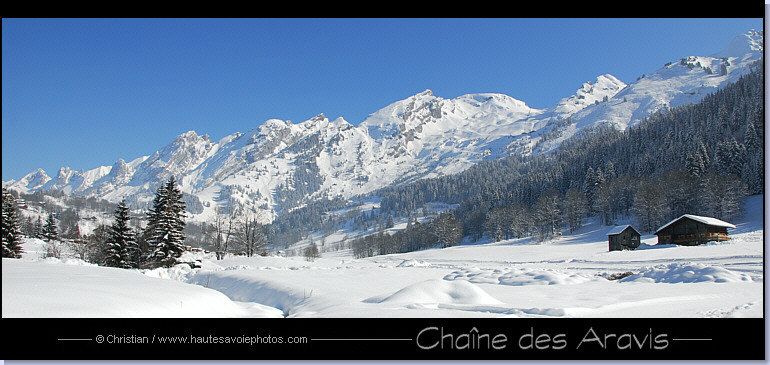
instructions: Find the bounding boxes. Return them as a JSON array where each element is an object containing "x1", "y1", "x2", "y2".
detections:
[
  {"x1": 0, "y1": 318, "x2": 763, "y2": 360},
  {"x1": 0, "y1": 0, "x2": 764, "y2": 18}
]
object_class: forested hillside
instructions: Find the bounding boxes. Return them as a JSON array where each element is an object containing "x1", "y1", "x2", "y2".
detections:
[{"x1": 346, "y1": 64, "x2": 763, "y2": 257}]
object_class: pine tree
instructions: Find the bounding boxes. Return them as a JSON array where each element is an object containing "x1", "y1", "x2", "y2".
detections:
[
  {"x1": 41, "y1": 213, "x2": 62, "y2": 259},
  {"x1": 85, "y1": 224, "x2": 111, "y2": 264},
  {"x1": 744, "y1": 121, "x2": 760, "y2": 153},
  {"x1": 42, "y1": 213, "x2": 58, "y2": 243},
  {"x1": 593, "y1": 182, "x2": 616, "y2": 226},
  {"x1": 564, "y1": 187, "x2": 586, "y2": 233},
  {"x1": 697, "y1": 140, "x2": 711, "y2": 168},
  {"x1": 632, "y1": 181, "x2": 668, "y2": 233},
  {"x1": 508, "y1": 205, "x2": 532, "y2": 239},
  {"x1": 715, "y1": 139, "x2": 746, "y2": 176},
  {"x1": 702, "y1": 174, "x2": 746, "y2": 220},
  {"x1": 33, "y1": 216, "x2": 43, "y2": 239},
  {"x1": 686, "y1": 152, "x2": 706, "y2": 177},
  {"x1": 483, "y1": 207, "x2": 506, "y2": 242},
  {"x1": 583, "y1": 167, "x2": 597, "y2": 207},
  {"x1": 145, "y1": 177, "x2": 187, "y2": 267},
  {"x1": 104, "y1": 200, "x2": 138, "y2": 268},
  {"x1": 21, "y1": 215, "x2": 34, "y2": 237},
  {"x1": 533, "y1": 191, "x2": 562, "y2": 241},
  {"x1": 432, "y1": 212, "x2": 463, "y2": 248},
  {"x1": 2, "y1": 188, "x2": 24, "y2": 258},
  {"x1": 742, "y1": 122, "x2": 763, "y2": 194}
]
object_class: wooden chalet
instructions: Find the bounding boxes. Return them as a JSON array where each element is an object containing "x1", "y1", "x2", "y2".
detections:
[
  {"x1": 654, "y1": 215, "x2": 735, "y2": 246},
  {"x1": 607, "y1": 225, "x2": 641, "y2": 251}
]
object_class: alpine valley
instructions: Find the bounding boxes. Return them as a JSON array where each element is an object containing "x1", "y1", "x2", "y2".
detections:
[{"x1": 2, "y1": 26, "x2": 765, "y2": 320}]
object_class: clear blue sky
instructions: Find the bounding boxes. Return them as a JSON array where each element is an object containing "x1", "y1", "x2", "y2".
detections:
[{"x1": 2, "y1": 18, "x2": 762, "y2": 180}]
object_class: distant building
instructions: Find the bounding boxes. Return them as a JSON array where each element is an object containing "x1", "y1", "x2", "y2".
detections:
[
  {"x1": 655, "y1": 215, "x2": 735, "y2": 246},
  {"x1": 607, "y1": 225, "x2": 641, "y2": 251}
]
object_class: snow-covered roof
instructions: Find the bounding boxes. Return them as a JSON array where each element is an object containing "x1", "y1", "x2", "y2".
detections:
[
  {"x1": 655, "y1": 215, "x2": 736, "y2": 234},
  {"x1": 606, "y1": 225, "x2": 637, "y2": 236}
]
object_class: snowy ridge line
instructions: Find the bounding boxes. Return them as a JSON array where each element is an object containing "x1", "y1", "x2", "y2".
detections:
[{"x1": 4, "y1": 30, "x2": 763, "y2": 224}]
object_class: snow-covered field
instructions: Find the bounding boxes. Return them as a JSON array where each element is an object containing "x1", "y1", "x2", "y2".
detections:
[{"x1": 3, "y1": 195, "x2": 763, "y2": 318}]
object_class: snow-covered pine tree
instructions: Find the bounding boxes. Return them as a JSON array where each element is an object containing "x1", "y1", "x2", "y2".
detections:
[
  {"x1": 104, "y1": 200, "x2": 138, "y2": 268},
  {"x1": 593, "y1": 183, "x2": 616, "y2": 226},
  {"x1": 564, "y1": 187, "x2": 586, "y2": 233},
  {"x1": 33, "y1": 216, "x2": 43, "y2": 239},
  {"x1": 686, "y1": 151, "x2": 706, "y2": 177},
  {"x1": 508, "y1": 205, "x2": 532, "y2": 239},
  {"x1": 632, "y1": 181, "x2": 668, "y2": 233},
  {"x1": 533, "y1": 190, "x2": 562, "y2": 241},
  {"x1": 702, "y1": 174, "x2": 746, "y2": 220},
  {"x1": 41, "y1": 213, "x2": 62, "y2": 258},
  {"x1": 431, "y1": 212, "x2": 462, "y2": 248},
  {"x1": 2, "y1": 187, "x2": 24, "y2": 258},
  {"x1": 146, "y1": 177, "x2": 187, "y2": 267},
  {"x1": 144, "y1": 182, "x2": 167, "y2": 265},
  {"x1": 715, "y1": 139, "x2": 747, "y2": 176},
  {"x1": 483, "y1": 207, "x2": 506, "y2": 242},
  {"x1": 20, "y1": 215, "x2": 33, "y2": 237},
  {"x1": 582, "y1": 167, "x2": 598, "y2": 211},
  {"x1": 42, "y1": 213, "x2": 58, "y2": 242}
]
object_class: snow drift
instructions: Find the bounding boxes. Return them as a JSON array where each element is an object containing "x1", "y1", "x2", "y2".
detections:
[
  {"x1": 366, "y1": 279, "x2": 503, "y2": 306},
  {"x1": 619, "y1": 263, "x2": 753, "y2": 284},
  {"x1": 444, "y1": 268, "x2": 603, "y2": 286}
]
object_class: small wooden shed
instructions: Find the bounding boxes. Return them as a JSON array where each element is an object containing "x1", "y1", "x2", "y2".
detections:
[
  {"x1": 655, "y1": 215, "x2": 735, "y2": 246},
  {"x1": 607, "y1": 225, "x2": 641, "y2": 251}
]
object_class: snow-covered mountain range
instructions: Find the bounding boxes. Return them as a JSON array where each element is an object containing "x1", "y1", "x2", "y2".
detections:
[{"x1": 4, "y1": 30, "x2": 763, "y2": 223}]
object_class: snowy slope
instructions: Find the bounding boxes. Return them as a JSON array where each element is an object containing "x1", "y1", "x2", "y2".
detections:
[
  {"x1": 525, "y1": 30, "x2": 764, "y2": 154},
  {"x1": 4, "y1": 30, "x2": 763, "y2": 223},
  {"x1": 1, "y1": 258, "x2": 283, "y2": 317},
  {"x1": 552, "y1": 74, "x2": 627, "y2": 117},
  {"x1": 2, "y1": 238, "x2": 284, "y2": 318}
]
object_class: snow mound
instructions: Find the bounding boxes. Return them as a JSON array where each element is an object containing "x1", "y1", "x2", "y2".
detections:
[
  {"x1": 178, "y1": 250, "x2": 211, "y2": 262},
  {"x1": 444, "y1": 268, "x2": 602, "y2": 286},
  {"x1": 41, "y1": 257, "x2": 97, "y2": 266},
  {"x1": 142, "y1": 263, "x2": 195, "y2": 282},
  {"x1": 397, "y1": 259, "x2": 431, "y2": 268},
  {"x1": 367, "y1": 279, "x2": 503, "y2": 306},
  {"x1": 620, "y1": 263, "x2": 753, "y2": 284}
]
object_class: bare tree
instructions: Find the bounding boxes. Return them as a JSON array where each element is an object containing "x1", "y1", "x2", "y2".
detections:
[
  {"x1": 304, "y1": 241, "x2": 320, "y2": 262},
  {"x1": 236, "y1": 211, "x2": 267, "y2": 257},
  {"x1": 212, "y1": 206, "x2": 237, "y2": 260},
  {"x1": 69, "y1": 239, "x2": 90, "y2": 261}
]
